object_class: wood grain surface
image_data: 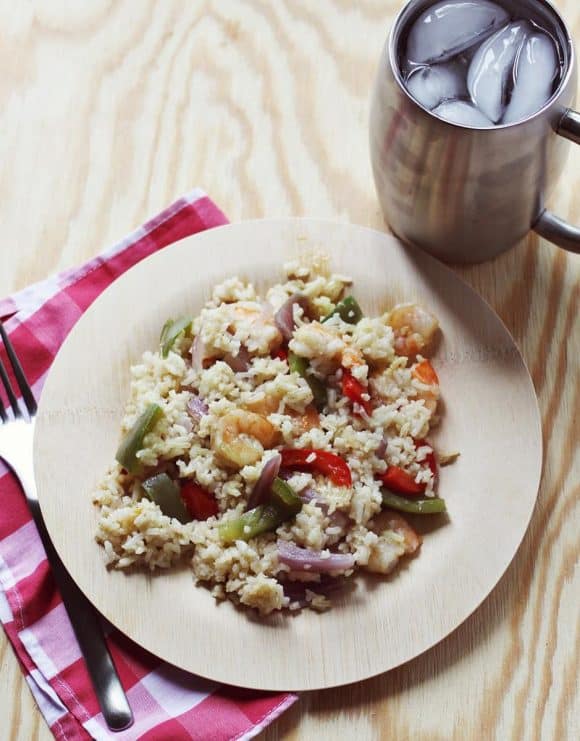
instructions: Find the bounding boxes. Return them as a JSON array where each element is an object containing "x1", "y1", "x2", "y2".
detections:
[{"x1": 0, "y1": 1, "x2": 577, "y2": 739}]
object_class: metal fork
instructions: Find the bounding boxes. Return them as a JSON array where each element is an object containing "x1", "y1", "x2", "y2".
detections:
[{"x1": 0, "y1": 322, "x2": 133, "y2": 732}]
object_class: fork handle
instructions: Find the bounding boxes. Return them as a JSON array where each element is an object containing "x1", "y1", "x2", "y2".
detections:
[{"x1": 27, "y1": 493, "x2": 134, "y2": 731}]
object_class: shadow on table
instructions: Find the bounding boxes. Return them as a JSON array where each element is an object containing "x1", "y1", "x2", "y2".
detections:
[{"x1": 261, "y1": 522, "x2": 536, "y2": 740}]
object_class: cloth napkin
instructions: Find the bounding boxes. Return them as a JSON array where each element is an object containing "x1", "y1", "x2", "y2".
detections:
[{"x1": 0, "y1": 189, "x2": 296, "y2": 740}]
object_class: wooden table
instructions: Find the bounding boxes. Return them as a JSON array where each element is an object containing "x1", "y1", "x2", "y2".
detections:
[{"x1": 1, "y1": 2, "x2": 578, "y2": 739}]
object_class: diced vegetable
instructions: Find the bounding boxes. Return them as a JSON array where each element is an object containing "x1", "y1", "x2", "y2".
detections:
[
  {"x1": 160, "y1": 316, "x2": 193, "y2": 357},
  {"x1": 246, "y1": 453, "x2": 282, "y2": 510},
  {"x1": 187, "y1": 395, "x2": 209, "y2": 423},
  {"x1": 382, "y1": 490, "x2": 446, "y2": 514},
  {"x1": 273, "y1": 347, "x2": 288, "y2": 361},
  {"x1": 274, "y1": 294, "x2": 311, "y2": 340},
  {"x1": 270, "y1": 477, "x2": 303, "y2": 518},
  {"x1": 341, "y1": 370, "x2": 372, "y2": 416},
  {"x1": 412, "y1": 359, "x2": 439, "y2": 385},
  {"x1": 191, "y1": 333, "x2": 206, "y2": 371},
  {"x1": 219, "y1": 478, "x2": 303, "y2": 543},
  {"x1": 280, "y1": 448, "x2": 352, "y2": 487},
  {"x1": 415, "y1": 438, "x2": 438, "y2": 480},
  {"x1": 300, "y1": 487, "x2": 349, "y2": 528},
  {"x1": 181, "y1": 481, "x2": 218, "y2": 520},
  {"x1": 115, "y1": 404, "x2": 163, "y2": 474},
  {"x1": 223, "y1": 346, "x2": 251, "y2": 372},
  {"x1": 276, "y1": 540, "x2": 355, "y2": 572},
  {"x1": 288, "y1": 351, "x2": 308, "y2": 376},
  {"x1": 281, "y1": 577, "x2": 346, "y2": 606},
  {"x1": 142, "y1": 473, "x2": 191, "y2": 523},
  {"x1": 288, "y1": 351, "x2": 327, "y2": 410},
  {"x1": 306, "y1": 376, "x2": 327, "y2": 410},
  {"x1": 322, "y1": 296, "x2": 363, "y2": 325},
  {"x1": 379, "y1": 465, "x2": 426, "y2": 496},
  {"x1": 219, "y1": 505, "x2": 287, "y2": 544},
  {"x1": 299, "y1": 488, "x2": 349, "y2": 528}
]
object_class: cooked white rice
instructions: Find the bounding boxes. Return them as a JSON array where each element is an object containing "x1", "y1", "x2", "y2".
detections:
[{"x1": 94, "y1": 260, "x2": 445, "y2": 614}]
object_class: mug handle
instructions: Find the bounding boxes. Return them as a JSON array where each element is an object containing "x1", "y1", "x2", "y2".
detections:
[{"x1": 533, "y1": 109, "x2": 580, "y2": 254}]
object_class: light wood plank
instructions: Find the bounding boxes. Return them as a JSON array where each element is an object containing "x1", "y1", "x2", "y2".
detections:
[{"x1": 0, "y1": 1, "x2": 578, "y2": 739}]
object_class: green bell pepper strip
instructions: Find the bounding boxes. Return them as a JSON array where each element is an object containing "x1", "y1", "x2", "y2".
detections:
[
  {"x1": 288, "y1": 351, "x2": 327, "y2": 410},
  {"x1": 219, "y1": 505, "x2": 286, "y2": 544},
  {"x1": 270, "y1": 477, "x2": 302, "y2": 518},
  {"x1": 115, "y1": 404, "x2": 163, "y2": 474},
  {"x1": 381, "y1": 489, "x2": 447, "y2": 515},
  {"x1": 219, "y1": 479, "x2": 303, "y2": 543},
  {"x1": 159, "y1": 316, "x2": 193, "y2": 357},
  {"x1": 142, "y1": 473, "x2": 191, "y2": 524},
  {"x1": 321, "y1": 296, "x2": 363, "y2": 325},
  {"x1": 288, "y1": 352, "x2": 307, "y2": 375}
]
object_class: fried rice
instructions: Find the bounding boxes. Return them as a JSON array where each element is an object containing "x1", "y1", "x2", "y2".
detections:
[{"x1": 94, "y1": 260, "x2": 446, "y2": 614}]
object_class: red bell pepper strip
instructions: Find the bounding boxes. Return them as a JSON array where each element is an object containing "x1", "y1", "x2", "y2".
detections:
[
  {"x1": 415, "y1": 438, "x2": 438, "y2": 480},
  {"x1": 341, "y1": 370, "x2": 373, "y2": 416},
  {"x1": 273, "y1": 347, "x2": 288, "y2": 361},
  {"x1": 412, "y1": 359, "x2": 439, "y2": 386},
  {"x1": 280, "y1": 448, "x2": 352, "y2": 487},
  {"x1": 180, "y1": 481, "x2": 219, "y2": 520},
  {"x1": 379, "y1": 465, "x2": 426, "y2": 496}
]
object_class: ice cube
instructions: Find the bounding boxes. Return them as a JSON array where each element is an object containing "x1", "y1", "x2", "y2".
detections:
[
  {"x1": 467, "y1": 21, "x2": 530, "y2": 123},
  {"x1": 406, "y1": 63, "x2": 466, "y2": 110},
  {"x1": 433, "y1": 100, "x2": 494, "y2": 127},
  {"x1": 406, "y1": 1, "x2": 510, "y2": 64},
  {"x1": 503, "y1": 32, "x2": 559, "y2": 124}
]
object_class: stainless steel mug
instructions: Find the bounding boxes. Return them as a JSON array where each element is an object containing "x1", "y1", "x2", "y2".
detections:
[{"x1": 369, "y1": 0, "x2": 580, "y2": 263}]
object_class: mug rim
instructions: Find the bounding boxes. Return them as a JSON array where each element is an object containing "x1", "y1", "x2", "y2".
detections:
[{"x1": 388, "y1": 0, "x2": 577, "y2": 131}]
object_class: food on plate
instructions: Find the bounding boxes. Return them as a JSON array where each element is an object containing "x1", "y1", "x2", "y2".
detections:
[{"x1": 94, "y1": 260, "x2": 452, "y2": 614}]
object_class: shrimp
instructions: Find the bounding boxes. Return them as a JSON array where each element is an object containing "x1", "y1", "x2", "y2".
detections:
[
  {"x1": 342, "y1": 345, "x2": 365, "y2": 369},
  {"x1": 387, "y1": 303, "x2": 439, "y2": 357},
  {"x1": 212, "y1": 410, "x2": 280, "y2": 468},
  {"x1": 291, "y1": 404, "x2": 320, "y2": 433},
  {"x1": 229, "y1": 303, "x2": 264, "y2": 322},
  {"x1": 290, "y1": 322, "x2": 364, "y2": 367},
  {"x1": 243, "y1": 394, "x2": 280, "y2": 416},
  {"x1": 412, "y1": 359, "x2": 440, "y2": 415},
  {"x1": 244, "y1": 395, "x2": 320, "y2": 434},
  {"x1": 380, "y1": 511, "x2": 422, "y2": 554},
  {"x1": 226, "y1": 302, "x2": 282, "y2": 354},
  {"x1": 365, "y1": 509, "x2": 421, "y2": 574},
  {"x1": 371, "y1": 510, "x2": 422, "y2": 554}
]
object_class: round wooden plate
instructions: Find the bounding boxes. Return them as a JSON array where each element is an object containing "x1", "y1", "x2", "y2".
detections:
[{"x1": 34, "y1": 219, "x2": 542, "y2": 691}]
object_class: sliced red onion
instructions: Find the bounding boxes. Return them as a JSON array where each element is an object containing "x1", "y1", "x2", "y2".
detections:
[
  {"x1": 298, "y1": 487, "x2": 318, "y2": 504},
  {"x1": 299, "y1": 488, "x2": 349, "y2": 529},
  {"x1": 327, "y1": 509, "x2": 349, "y2": 530},
  {"x1": 246, "y1": 452, "x2": 282, "y2": 510},
  {"x1": 281, "y1": 577, "x2": 347, "y2": 606},
  {"x1": 223, "y1": 345, "x2": 251, "y2": 372},
  {"x1": 358, "y1": 406, "x2": 373, "y2": 424},
  {"x1": 274, "y1": 294, "x2": 310, "y2": 341},
  {"x1": 277, "y1": 540, "x2": 355, "y2": 572},
  {"x1": 187, "y1": 395, "x2": 209, "y2": 423},
  {"x1": 376, "y1": 436, "x2": 388, "y2": 459},
  {"x1": 281, "y1": 580, "x2": 313, "y2": 605},
  {"x1": 191, "y1": 334, "x2": 205, "y2": 372}
]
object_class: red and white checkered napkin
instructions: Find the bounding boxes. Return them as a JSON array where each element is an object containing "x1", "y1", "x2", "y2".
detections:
[{"x1": 0, "y1": 189, "x2": 297, "y2": 740}]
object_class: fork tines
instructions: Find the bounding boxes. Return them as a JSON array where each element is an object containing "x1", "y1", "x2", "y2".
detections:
[{"x1": 0, "y1": 322, "x2": 37, "y2": 420}]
